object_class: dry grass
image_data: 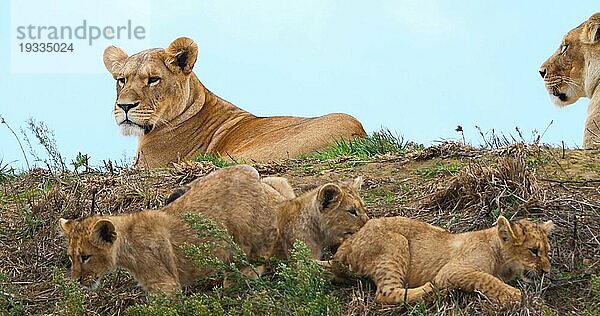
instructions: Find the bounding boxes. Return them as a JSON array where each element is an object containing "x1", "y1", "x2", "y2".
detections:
[{"x1": 0, "y1": 142, "x2": 599, "y2": 315}]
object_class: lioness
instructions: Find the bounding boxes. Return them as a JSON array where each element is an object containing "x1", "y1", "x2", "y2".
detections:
[
  {"x1": 103, "y1": 37, "x2": 367, "y2": 168},
  {"x1": 59, "y1": 165, "x2": 368, "y2": 293},
  {"x1": 329, "y1": 216, "x2": 553, "y2": 305},
  {"x1": 540, "y1": 13, "x2": 600, "y2": 148}
]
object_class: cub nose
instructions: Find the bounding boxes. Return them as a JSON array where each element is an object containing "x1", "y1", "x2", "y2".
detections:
[
  {"x1": 539, "y1": 68, "x2": 547, "y2": 79},
  {"x1": 117, "y1": 102, "x2": 140, "y2": 113}
]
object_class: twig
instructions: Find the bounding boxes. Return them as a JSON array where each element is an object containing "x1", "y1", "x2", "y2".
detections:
[
  {"x1": 0, "y1": 114, "x2": 30, "y2": 170},
  {"x1": 539, "y1": 178, "x2": 600, "y2": 184},
  {"x1": 538, "y1": 120, "x2": 553, "y2": 145}
]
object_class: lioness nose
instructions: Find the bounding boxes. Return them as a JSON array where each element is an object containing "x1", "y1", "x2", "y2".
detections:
[
  {"x1": 117, "y1": 102, "x2": 140, "y2": 113},
  {"x1": 539, "y1": 68, "x2": 547, "y2": 79}
]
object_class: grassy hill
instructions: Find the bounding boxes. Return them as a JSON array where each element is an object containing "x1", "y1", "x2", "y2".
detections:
[{"x1": 0, "y1": 141, "x2": 599, "y2": 315}]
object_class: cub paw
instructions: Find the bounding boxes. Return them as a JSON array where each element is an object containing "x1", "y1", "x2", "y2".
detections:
[{"x1": 496, "y1": 287, "x2": 521, "y2": 305}]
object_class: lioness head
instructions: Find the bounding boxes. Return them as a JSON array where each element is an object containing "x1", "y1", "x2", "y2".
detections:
[
  {"x1": 539, "y1": 13, "x2": 600, "y2": 106},
  {"x1": 103, "y1": 37, "x2": 200, "y2": 136},
  {"x1": 58, "y1": 217, "x2": 118, "y2": 290},
  {"x1": 496, "y1": 216, "x2": 554, "y2": 283},
  {"x1": 315, "y1": 177, "x2": 369, "y2": 247}
]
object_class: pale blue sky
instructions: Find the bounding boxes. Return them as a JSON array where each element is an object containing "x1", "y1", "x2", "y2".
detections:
[{"x1": 0, "y1": 1, "x2": 597, "y2": 169}]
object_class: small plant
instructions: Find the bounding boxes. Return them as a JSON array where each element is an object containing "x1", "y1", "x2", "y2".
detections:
[
  {"x1": 0, "y1": 160, "x2": 16, "y2": 184},
  {"x1": 0, "y1": 114, "x2": 30, "y2": 170},
  {"x1": 179, "y1": 213, "x2": 252, "y2": 284},
  {"x1": 52, "y1": 267, "x2": 85, "y2": 316},
  {"x1": 193, "y1": 152, "x2": 237, "y2": 168},
  {"x1": 592, "y1": 275, "x2": 600, "y2": 298},
  {"x1": 273, "y1": 241, "x2": 342, "y2": 315},
  {"x1": 0, "y1": 271, "x2": 25, "y2": 315},
  {"x1": 71, "y1": 152, "x2": 90, "y2": 173},
  {"x1": 22, "y1": 118, "x2": 66, "y2": 172},
  {"x1": 305, "y1": 129, "x2": 415, "y2": 160},
  {"x1": 22, "y1": 211, "x2": 43, "y2": 238}
]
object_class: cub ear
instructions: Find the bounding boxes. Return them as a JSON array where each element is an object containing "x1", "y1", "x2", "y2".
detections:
[
  {"x1": 58, "y1": 218, "x2": 73, "y2": 235},
  {"x1": 317, "y1": 183, "x2": 343, "y2": 212},
  {"x1": 540, "y1": 220, "x2": 554, "y2": 235},
  {"x1": 581, "y1": 15, "x2": 600, "y2": 44},
  {"x1": 103, "y1": 46, "x2": 128, "y2": 77},
  {"x1": 164, "y1": 37, "x2": 198, "y2": 74},
  {"x1": 91, "y1": 219, "x2": 117, "y2": 247},
  {"x1": 496, "y1": 216, "x2": 516, "y2": 243},
  {"x1": 164, "y1": 185, "x2": 191, "y2": 205},
  {"x1": 352, "y1": 176, "x2": 363, "y2": 191}
]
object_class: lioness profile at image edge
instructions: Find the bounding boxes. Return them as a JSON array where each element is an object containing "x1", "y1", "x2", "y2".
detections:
[
  {"x1": 58, "y1": 165, "x2": 368, "y2": 293},
  {"x1": 540, "y1": 13, "x2": 600, "y2": 148},
  {"x1": 103, "y1": 37, "x2": 367, "y2": 168},
  {"x1": 329, "y1": 216, "x2": 553, "y2": 305}
]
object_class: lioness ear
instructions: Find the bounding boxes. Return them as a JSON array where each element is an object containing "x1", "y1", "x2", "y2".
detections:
[
  {"x1": 581, "y1": 15, "x2": 600, "y2": 44},
  {"x1": 91, "y1": 219, "x2": 117, "y2": 246},
  {"x1": 58, "y1": 218, "x2": 73, "y2": 235},
  {"x1": 317, "y1": 184, "x2": 343, "y2": 212},
  {"x1": 540, "y1": 220, "x2": 554, "y2": 235},
  {"x1": 496, "y1": 216, "x2": 516, "y2": 243},
  {"x1": 164, "y1": 37, "x2": 198, "y2": 74},
  {"x1": 103, "y1": 46, "x2": 128, "y2": 77},
  {"x1": 352, "y1": 176, "x2": 363, "y2": 191}
]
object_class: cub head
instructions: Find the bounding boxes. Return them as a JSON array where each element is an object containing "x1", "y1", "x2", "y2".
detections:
[
  {"x1": 496, "y1": 216, "x2": 554, "y2": 283},
  {"x1": 539, "y1": 13, "x2": 600, "y2": 106},
  {"x1": 315, "y1": 177, "x2": 369, "y2": 248},
  {"x1": 103, "y1": 37, "x2": 200, "y2": 137},
  {"x1": 58, "y1": 217, "x2": 118, "y2": 290}
]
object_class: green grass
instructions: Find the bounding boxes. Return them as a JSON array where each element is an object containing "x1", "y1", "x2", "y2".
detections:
[
  {"x1": 52, "y1": 267, "x2": 85, "y2": 316},
  {"x1": 0, "y1": 160, "x2": 16, "y2": 184},
  {"x1": 304, "y1": 129, "x2": 414, "y2": 160},
  {"x1": 22, "y1": 211, "x2": 43, "y2": 239},
  {"x1": 363, "y1": 187, "x2": 396, "y2": 205},
  {"x1": 0, "y1": 271, "x2": 25, "y2": 316},
  {"x1": 592, "y1": 275, "x2": 600, "y2": 298},
  {"x1": 193, "y1": 152, "x2": 238, "y2": 168},
  {"x1": 417, "y1": 161, "x2": 460, "y2": 178}
]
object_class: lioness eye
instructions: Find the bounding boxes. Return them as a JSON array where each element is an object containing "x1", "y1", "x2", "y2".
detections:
[
  {"x1": 81, "y1": 254, "x2": 91, "y2": 263},
  {"x1": 348, "y1": 207, "x2": 358, "y2": 217},
  {"x1": 560, "y1": 44, "x2": 569, "y2": 54},
  {"x1": 117, "y1": 77, "x2": 126, "y2": 86},
  {"x1": 148, "y1": 76, "x2": 161, "y2": 85},
  {"x1": 529, "y1": 248, "x2": 539, "y2": 257}
]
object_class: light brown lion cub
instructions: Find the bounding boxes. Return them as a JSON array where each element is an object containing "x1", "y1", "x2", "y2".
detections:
[
  {"x1": 274, "y1": 177, "x2": 369, "y2": 260},
  {"x1": 58, "y1": 165, "x2": 368, "y2": 293},
  {"x1": 330, "y1": 216, "x2": 553, "y2": 305}
]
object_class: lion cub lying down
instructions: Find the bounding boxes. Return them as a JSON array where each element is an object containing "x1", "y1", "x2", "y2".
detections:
[
  {"x1": 330, "y1": 216, "x2": 553, "y2": 305},
  {"x1": 58, "y1": 165, "x2": 368, "y2": 293}
]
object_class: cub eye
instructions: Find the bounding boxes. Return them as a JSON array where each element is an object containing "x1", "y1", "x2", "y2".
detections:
[
  {"x1": 81, "y1": 254, "x2": 91, "y2": 263},
  {"x1": 529, "y1": 248, "x2": 539, "y2": 257},
  {"x1": 148, "y1": 76, "x2": 161, "y2": 85},
  {"x1": 117, "y1": 77, "x2": 126, "y2": 87},
  {"x1": 560, "y1": 44, "x2": 569, "y2": 54},
  {"x1": 348, "y1": 207, "x2": 358, "y2": 217}
]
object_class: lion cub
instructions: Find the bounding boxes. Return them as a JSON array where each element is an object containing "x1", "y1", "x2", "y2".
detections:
[
  {"x1": 58, "y1": 165, "x2": 368, "y2": 293},
  {"x1": 331, "y1": 216, "x2": 553, "y2": 305}
]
